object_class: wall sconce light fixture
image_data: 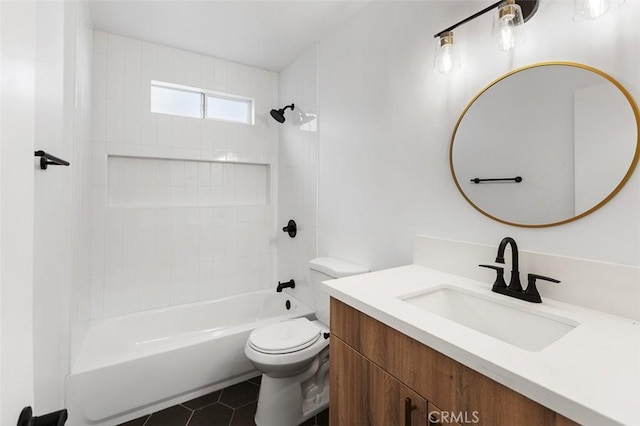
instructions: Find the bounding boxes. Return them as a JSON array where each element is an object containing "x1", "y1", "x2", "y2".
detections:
[
  {"x1": 573, "y1": 0, "x2": 625, "y2": 20},
  {"x1": 433, "y1": 0, "x2": 539, "y2": 74},
  {"x1": 492, "y1": 0, "x2": 526, "y2": 51},
  {"x1": 434, "y1": 31, "x2": 461, "y2": 75}
]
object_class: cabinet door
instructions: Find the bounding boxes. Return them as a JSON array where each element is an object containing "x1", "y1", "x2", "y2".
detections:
[
  {"x1": 331, "y1": 337, "x2": 427, "y2": 426},
  {"x1": 427, "y1": 402, "x2": 463, "y2": 426}
]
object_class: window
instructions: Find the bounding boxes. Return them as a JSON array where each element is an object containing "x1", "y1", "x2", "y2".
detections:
[
  {"x1": 150, "y1": 81, "x2": 254, "y2": 124},
  {"x1": 206, "y1": 95, "x2": 252, "y2": 124},
  {"x1": 151, "y1": 85, "x2": 202, "y2": 119}
]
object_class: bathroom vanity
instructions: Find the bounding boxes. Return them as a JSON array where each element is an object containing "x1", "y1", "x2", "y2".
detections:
[
  {"x1": 323, "y1": 252, "x2": 640, "y2": 426},
  {"x1": 330, "y1": 298, "x2": 576, "y2": 425}
]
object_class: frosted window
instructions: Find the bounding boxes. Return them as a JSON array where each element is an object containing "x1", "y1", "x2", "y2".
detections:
[
  {"x1": 150, "y1": 81, "x2": 253, "y2": 124},
  {"x1": 151, "y1": 85, "x2": 202, "y2": 118},
  {"x1": 206, "y1": 96, "x2": 252, "y2": 124}
]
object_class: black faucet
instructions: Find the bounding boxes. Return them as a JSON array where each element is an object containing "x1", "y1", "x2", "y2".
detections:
[
  {"x1": 495, "y1": 236, "x2": 522, "y2": 291},
  {"x1": 276, "y1": 279, "x2": 295, "y2": 292},
  {"x1": 480, "y1": 237, "x2": 560, "y2": 303}
]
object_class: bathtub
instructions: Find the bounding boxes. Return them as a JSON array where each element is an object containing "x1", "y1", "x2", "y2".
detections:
[{"x1": 66, "y1": 290, "x2": 314, "y2": 426}]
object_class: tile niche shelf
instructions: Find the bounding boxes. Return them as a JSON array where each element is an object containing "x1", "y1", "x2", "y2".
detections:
[{"x1": 107, "y1": 155, "x2": 270, "y2": 208}]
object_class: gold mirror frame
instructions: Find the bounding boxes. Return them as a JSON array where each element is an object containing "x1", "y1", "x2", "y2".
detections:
[{"x1": 449, "y1": 61, "x2": 640, "y2": 228}]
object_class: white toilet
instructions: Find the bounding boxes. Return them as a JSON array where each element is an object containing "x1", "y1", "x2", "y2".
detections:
[{"x1": 244, "y1": 257, "x2": 368, "y2": 426}]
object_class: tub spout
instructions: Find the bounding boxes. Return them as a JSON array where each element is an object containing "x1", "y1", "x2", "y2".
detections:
[{"x1": 277, "y1": 279, "x2": 295, "y2": 292}]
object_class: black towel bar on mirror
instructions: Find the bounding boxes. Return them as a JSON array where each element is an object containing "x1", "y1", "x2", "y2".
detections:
[
  {"x1": 470, "y1": 176, "x2": 522, "y2": 184},
  {"x1": 35, "y1": 150, "x2": 70, "y2": 170}
]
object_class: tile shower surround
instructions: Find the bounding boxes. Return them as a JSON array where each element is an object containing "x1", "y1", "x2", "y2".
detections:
[
  {"x1": 118, "y1": 376, "x2": 329, "y2": 426},
  {"x1": 89, "y1": 31, "x2": 278, "y2": 322},
  {"x1": 276, "y1": 46, "x2": 320, "y2": 310},
  {"x1": 107, "y1": 156, "x2": 269, "y2": 208}
]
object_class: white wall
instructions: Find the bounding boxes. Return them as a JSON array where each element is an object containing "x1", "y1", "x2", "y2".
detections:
[
  {"x1": 318, "y1": 0, "x2": 640, "y2": 276},
  {"x1": 0, "y1": 1, "x2": 37, "y2": 423},
  {"x1": 33, "y1": 1, "x2": 70, "y2": 413},
  {"x1": 88, "y1": 32, "x2": 279, "y2": 322},
  {"x1": 1, "y1": 1, "x2": 92, "y2": 420},
  {"x1": 277, "y1": 46, "x2": 319, "y2": 307},
  {"x1": 32, "y1": 0, "x2": 93, "y2": 413},
  {"x1": 68, "y1": 0, "x2": 95, "y2": 373}
]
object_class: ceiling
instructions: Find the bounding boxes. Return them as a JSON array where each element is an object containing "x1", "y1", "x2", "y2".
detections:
[{"x1": 89, "y1": 0, "x2": 371, "y2": 71}]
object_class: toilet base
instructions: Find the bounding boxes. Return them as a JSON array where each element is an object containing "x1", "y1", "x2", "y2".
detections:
[{"x1": 254, "y1": 348, "x2": 329, "y2": 426}]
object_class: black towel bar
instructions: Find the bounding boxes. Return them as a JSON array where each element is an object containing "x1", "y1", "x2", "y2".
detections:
[
  {"x1": 470, "y1": 176, "x2": 522, "y2": 184},
  {"x1": 35, "y1": 150, "x2": 70, "y2": 170}
]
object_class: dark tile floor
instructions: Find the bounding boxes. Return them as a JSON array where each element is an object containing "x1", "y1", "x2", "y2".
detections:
[{"x1": 118, "y1": 375, "x2": 329, "y2": 426}]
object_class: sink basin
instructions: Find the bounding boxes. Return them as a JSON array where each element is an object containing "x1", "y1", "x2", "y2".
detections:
[{"x1": 399, "y1": 285, "x2": 578, "y2": 351}]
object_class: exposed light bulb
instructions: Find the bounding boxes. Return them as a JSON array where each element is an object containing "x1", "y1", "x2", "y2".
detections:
[
  {"x1": 433, "y1": 32, "x2": 461, "y2": 74},
  {"x1": 492, "y1": 1, "x2": 525, "y2": 51},
  {"x1": 498, "y1": 24, "x2": 516, "y2": 51},
  {"x1": 440, "y1": 45, "x2": 454, "y2": 73}
]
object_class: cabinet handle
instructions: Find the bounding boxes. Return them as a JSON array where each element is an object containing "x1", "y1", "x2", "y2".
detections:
[{"x1": 404, "y1": 397, "x2": 417, "y2": 426}]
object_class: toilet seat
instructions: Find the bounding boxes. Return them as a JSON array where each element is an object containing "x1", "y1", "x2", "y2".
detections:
[{"x1": 248, "y1": 318, "x2": 321, "y2": 355}]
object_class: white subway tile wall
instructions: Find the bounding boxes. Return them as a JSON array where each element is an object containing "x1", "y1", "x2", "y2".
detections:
[
  {"x1": 277, "y1": 46, "x2": 319, "y2": 309},
  {"x1": 91, "y1": 31, "x2": 278, "y2": 319},
  {"x1": 107, "y1": 156, "x2": 269, "y2": 207}
]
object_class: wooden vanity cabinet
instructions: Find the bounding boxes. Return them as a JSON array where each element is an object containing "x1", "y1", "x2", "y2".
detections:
[
  {"x1": 332, "y1": 337, "x2": 427, "y2": 425},
  {"x1": 329, "y1": 298, "x2": 579, "y2": 426},
  {"x1": 427, "y1": 402, "x2": 462, "y2": 426}
]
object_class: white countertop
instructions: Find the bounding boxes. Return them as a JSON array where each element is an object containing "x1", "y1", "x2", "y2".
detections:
[{"x1": 321, "y1": 264, "x2": 640, "y2": 426}]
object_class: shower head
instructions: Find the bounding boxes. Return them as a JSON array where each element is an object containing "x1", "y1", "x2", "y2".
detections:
[{"x1": 270, "y1": 103, "x2": 295, "y2": 123}]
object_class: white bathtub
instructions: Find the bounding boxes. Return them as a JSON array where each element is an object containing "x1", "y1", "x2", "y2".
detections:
[{"x1": 66, "y1": 290, "x2": 313, "y2": 426}]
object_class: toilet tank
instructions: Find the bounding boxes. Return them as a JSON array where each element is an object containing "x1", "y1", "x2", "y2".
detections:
[{"x1": 309, "y1": 257, "x2": 369, "y2": 325}]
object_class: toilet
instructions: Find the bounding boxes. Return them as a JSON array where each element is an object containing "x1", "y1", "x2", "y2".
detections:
[{"x1": 244, "y1": 257, "x2": 368, "y2": 426}]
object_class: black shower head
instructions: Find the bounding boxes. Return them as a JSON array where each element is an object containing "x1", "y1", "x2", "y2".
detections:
[
  {"x1": 270, "y1": 109, "x2": 285, "y2": 123},
  {"x1": 270, "y1": 103, "x2": 295, "y2": 123}
]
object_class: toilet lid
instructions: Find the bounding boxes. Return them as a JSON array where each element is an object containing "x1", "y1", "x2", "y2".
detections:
[{"x1": 248, "y1": 318, "x2": 321, "y2": 354}]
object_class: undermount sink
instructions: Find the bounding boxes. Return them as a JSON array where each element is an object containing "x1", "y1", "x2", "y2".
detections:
[{"x1": 399, "y1": 285, "x2": 578, "y2": 351}]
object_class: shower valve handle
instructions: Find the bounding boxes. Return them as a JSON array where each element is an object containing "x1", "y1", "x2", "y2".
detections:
[{"x1": 282, "y1": 219, "x2": 297, "y2": 238}]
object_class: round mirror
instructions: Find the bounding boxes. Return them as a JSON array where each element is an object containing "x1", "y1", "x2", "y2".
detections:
[{"x1": 450, "y1": 62, "x2": 639, "y2": 227}]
